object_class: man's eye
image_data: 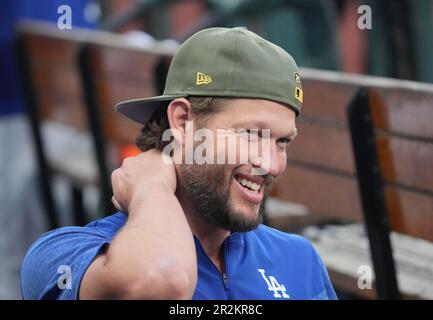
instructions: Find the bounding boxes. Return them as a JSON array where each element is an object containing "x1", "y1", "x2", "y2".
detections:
[{"x1": 277, "y1": 137, "x2": 292, "y2": 148}]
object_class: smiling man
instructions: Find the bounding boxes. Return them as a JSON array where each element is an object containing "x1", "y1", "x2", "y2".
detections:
[{"x1": 21, "y1": 27, "x2": 337, "y2": 300}]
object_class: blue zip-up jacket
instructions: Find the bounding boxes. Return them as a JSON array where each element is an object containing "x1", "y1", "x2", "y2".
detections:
[{"x1": 21, "y1": 212, "x2": 337, "y2": 300}]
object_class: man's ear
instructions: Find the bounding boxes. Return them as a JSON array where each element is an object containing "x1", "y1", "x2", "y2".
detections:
[
  {"x1": 166, "y1": 98, "x2": 192, "y2": 138},
  {"x1": 166, "y1": 98, "x2": 195, "y2": 164}
]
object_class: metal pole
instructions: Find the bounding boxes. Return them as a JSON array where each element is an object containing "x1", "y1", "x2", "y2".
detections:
[
  {"x1": 347, "y1": 87, "x2": 401, "y2": 299},
  {"x1": 77, "y1": 45, "x2": 114, "y2": 216},
  {"x1": 15, "y1": 35, "x2": 59, "y2": 229}
]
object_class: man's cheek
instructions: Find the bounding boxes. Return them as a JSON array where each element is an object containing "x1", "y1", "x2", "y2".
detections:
[{"x1": 280, "y1": 157, "x2": 287, "y2": 173}]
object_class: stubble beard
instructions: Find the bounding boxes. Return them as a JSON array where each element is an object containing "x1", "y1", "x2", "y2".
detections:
[{"x1": 178, "y1": 163, "x2": 274, "y2": 233}]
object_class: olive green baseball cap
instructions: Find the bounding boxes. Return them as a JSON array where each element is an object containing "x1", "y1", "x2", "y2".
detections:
[{"x1": 116, "y1": 27, "x2": 303, "y2": 124}]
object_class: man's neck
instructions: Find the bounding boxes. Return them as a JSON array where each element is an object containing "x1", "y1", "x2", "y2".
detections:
[{"x1": 175, "y1": 187, "x2": 229, "y2": 274}]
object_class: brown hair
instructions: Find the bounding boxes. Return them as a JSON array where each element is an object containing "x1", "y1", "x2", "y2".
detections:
[{"x1": 135, "y1": 97, "x2": 223, "y2": 152}]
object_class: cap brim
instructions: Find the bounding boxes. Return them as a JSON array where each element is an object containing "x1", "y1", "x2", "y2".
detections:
[{"x1": 115, "y1": 94, "x2": 188, "y2": 125}]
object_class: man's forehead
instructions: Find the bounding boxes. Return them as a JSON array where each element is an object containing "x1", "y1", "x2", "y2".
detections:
[
  {"x1": 224, "y1": 98, "x2": 296, "y2": 117},
  {"x1": 201, "y1": 98, "x2": 297, "y2": 130},
  {"x1": 220, "y1": 97, "x2": 290, "y2": 108},
  {"x1": 230, "y1": 119, "x2": 297, "y2": 136}
]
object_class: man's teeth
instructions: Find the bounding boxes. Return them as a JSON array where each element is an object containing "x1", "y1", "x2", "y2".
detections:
[{"x1": 238, "y1": 178, "x2": 260, "y2": 192}]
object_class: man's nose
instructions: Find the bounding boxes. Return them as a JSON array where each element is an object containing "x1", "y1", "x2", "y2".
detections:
[{"x1": 250, "y1": 143, "x2": 281, "y2": 177}]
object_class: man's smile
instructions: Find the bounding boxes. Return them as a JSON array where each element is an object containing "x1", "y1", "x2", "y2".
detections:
[{"x1": 232, "y1": 172, "x2": 265, "y2": 204}]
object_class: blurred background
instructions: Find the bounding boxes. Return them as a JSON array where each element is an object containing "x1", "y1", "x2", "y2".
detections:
[{"x1": 1, "y1": 0, "x2": 433, "y2": 300}]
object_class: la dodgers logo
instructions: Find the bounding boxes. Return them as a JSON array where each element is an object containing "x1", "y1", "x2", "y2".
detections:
[{"x1": 258, "y1": 269, "x2": 290, "y2": 299}]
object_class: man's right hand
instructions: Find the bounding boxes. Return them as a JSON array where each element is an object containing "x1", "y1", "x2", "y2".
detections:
[
  {"x1": 80, "y1": 149, "x2": 197, "y2": 300},
  {"x1": 111, "y1": 149, "x2": 177, "y2": 214}
]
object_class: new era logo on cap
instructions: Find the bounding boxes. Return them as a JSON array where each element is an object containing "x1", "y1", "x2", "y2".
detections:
[{"x1": 196, "y1": 72, "x2": 213, "y2": 85}]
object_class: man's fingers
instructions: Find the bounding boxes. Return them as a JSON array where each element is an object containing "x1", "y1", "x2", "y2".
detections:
[
  {"x1": 112, "y1": 196, "x2": 125, "y2": 213},
  {"x1": 111, "y1": 169, "x2": 125, "y2": 212}
]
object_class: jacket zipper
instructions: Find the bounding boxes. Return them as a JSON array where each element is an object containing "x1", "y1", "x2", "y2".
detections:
[
  {"x1": 196, "y1": 237, "x2": 231, "y2": 299},
  {"x1": 223, "y1": 241, "x2": 233, "y2": 299}
]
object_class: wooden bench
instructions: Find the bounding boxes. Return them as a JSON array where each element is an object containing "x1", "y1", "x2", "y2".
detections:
[
  {"x1": 16, "y1": 20, "x2": 176, "y2": 226},
  {"x1": 267, "y1": 68, "x2": 433, "y2": 299}
]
